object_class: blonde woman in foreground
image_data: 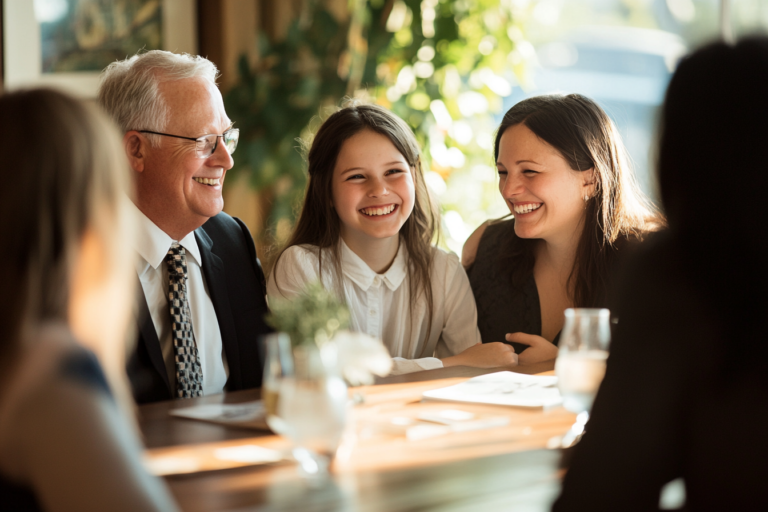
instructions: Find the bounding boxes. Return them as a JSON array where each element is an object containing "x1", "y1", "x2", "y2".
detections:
[{"x1": 0, "y1": 89, "x2": 178, "y2": 511}]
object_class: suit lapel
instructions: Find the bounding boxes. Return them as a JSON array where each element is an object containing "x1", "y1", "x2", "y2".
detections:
[
  {"x1": 136, "y1": 282, "x2": 172, "y2": 394},
  {"x1": 195, "y1": 227, "x2": 242, "y2": 389}
]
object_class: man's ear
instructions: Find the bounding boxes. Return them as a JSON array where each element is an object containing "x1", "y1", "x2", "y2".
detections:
[
  {"x1": 582, "y1": 167, "x2": 596, "y2": 198},
  {"x1": 123, "y1": 131, "x2": 146, "y2": 173}
]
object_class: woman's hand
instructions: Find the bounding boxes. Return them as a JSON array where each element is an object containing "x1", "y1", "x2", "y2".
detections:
[
  {"x1": 506, "y1": 333, "x2": 559, "y2": 364},
  {"x1": 442, "y1": 342, "x2": 518, "y2": 368}
]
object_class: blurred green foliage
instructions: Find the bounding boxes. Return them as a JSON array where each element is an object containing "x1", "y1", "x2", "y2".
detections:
[
  {"x1": 225, "y1": 0, "x2": 528, "y2": 256},
  {"x1": 223, "y1": 8, "x2": 351, "y2": 237}
]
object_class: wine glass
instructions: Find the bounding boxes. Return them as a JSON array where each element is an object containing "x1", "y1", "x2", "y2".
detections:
[
  {"x1": 555, "y1": 308, "x2": 611, "y2": 447},
  {"x1": 278, "y1": 343, "x2": 348, "y2": 482},
  {"x1": 262, "y1": 332, "x2": 294, "y2": 435}
]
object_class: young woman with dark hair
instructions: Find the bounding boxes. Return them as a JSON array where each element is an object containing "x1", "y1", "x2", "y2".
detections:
[
  {"x1": 553, "y1": 36, "x2": 768, "y2": 511},
  {"x1": 268, "y1": 103, "x2": 517, "y2": 374},
  {"x1": 463, "y1": 94, "x2": 662, "y2": 363}
]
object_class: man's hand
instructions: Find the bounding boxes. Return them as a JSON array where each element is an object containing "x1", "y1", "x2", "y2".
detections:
[
  {"x1": 442, "y1": 342, "x2": 518, "y2": 368},
  {"x1": 506, "y1": 333, "x2": 558, "y2": 364}
]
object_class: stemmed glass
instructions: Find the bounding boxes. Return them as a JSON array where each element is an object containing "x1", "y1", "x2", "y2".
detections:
[{"x1": 555, "y1": 308, "x2": 611, "y2": 447}]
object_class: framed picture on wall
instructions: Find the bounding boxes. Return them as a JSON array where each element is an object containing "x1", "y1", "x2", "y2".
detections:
[{"x1": 2, "y1": 0, "x2": 197, "y2": 98}]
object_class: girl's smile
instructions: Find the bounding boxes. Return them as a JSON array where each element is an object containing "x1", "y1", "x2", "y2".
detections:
[
  {"x1": 359, "y1": 203, "x2": 399, "y2": 217},
  {"x1": 332, "y1": 129, "x2": 415, "y2": 254}
]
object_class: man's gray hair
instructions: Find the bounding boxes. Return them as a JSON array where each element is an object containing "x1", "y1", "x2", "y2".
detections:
[{"x1": 98, "y1": 50, "x2": 219, "y2": 146}]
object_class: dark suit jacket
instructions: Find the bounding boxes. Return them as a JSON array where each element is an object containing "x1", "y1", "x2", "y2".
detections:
[{"x1": 127, "y1": 212, "x2": 272, "y2": 404}]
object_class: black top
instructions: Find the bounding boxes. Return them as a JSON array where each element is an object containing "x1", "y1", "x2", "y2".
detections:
[
  {"x1": 0, "y1": 349, "x2": 110, "y2": 512},
  {"x1": 466, "y1": 219, "x2": 559, "y2": 353},
  {"x1": 552, "y1": 231, "x2": 768, "y2": 511},
  {"x1": 128, "y1": 212, "x2": 273, "y2": 404},
  {"x1": 0, "y1": 477, "x2": 39, "y2": 511}
]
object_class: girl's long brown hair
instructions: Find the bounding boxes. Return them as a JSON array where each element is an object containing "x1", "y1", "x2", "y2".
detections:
[
  {"x1": 273, "y1": 103, "x2": 440, "y2": 343},
  {"x1": 494, "y1": 94, "x2": 663, "y2": 307}
]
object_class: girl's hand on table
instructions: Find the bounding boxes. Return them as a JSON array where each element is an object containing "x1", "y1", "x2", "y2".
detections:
[
  {"x1": 506, "y1": 333, "x2": 559, "y2": 364},
  {"x1": 442, "y1": 342, "x2": 518, "y2": 368}
]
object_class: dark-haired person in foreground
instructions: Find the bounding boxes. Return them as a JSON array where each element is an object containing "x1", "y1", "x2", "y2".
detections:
[
  {"x1": 99, "y1": 51, "x2": 272, "y2": 403},
  {"x1": 463, "y1": 94, "x2": 662, "y2": 363},
  {"x1": 553, "y1": 36, "x2": 768, "y2": 511},
  {"x1": 0, "y1": 89, "x2": 177, "y2": 511}
]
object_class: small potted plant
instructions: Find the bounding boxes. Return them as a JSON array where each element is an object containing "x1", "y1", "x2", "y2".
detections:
[
  {"x1": 262, "y1": 282, "x2": 392, "y2": 477},
  {"x1": 266, "y1": 281, "x2": 392, "y2": 385}
]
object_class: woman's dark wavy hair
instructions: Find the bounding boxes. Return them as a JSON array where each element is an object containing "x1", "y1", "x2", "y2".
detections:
[
  {"x1": 494, "y1": 94, "x2": 663, "y2": 307},
  {"x1": 272, "y1": 103, "x2": 440, "y2": 346},
  {"x1": 658, "y1": 36, "x2": 768, "y2": 366}
]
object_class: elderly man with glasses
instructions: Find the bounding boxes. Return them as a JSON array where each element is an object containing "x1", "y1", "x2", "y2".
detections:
[{"x1": 99, "y1": 50, "x2": 271, "y2": 404}]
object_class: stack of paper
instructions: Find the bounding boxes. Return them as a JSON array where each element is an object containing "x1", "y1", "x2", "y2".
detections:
[{"x1": 422, "y1": 371, "x2": 562, "y2": 407}]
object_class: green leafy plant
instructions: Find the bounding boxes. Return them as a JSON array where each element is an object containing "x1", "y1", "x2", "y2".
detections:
[{"x1": 266, "y1": 281, "x2": 351, "y2": 347}]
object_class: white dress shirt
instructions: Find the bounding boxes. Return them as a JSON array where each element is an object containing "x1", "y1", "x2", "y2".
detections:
[
  {"x1": 130, "y1": 201, "x2": 228, "y2": 395},
  {"x1": 267, "y1": 240, "x2": 481, "y2": 375}
]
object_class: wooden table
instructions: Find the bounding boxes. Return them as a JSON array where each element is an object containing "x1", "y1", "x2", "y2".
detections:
[{"x1": 139, "y1": 361, "x2": 572, "y2": 511}]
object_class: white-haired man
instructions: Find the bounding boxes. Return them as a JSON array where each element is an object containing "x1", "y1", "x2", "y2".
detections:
[{"x1": 99, "y1": 51, "x2": 271, "y2": 404}]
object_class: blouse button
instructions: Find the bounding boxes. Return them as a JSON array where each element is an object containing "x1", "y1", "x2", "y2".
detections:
[{"x1": 369, "y1": 309, "x2": 376, "y2": 315}]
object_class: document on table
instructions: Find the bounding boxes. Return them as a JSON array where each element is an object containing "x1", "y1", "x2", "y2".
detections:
[
  {"x1": 169, "y1": 401, "x2": 270, "y2": 430},
  {"x1": 422, "y1": 371, "x2": 562, "y2": 407}
]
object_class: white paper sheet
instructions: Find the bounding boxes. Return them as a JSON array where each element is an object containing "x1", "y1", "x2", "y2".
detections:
[
  {"x1": 169, "y1": 401, "x2": 269, "y2": 429},
  {"x1": 422, "y1": 371, "x2": 562, "y2": 408}
]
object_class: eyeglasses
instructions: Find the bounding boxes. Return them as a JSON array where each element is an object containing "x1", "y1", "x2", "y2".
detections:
[{"x1": 138, "y1": 128, "x2": 240, "y2": 159}]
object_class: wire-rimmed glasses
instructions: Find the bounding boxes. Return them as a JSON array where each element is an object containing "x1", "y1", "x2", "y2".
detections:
[{"x1": 138, "y1": 128, "x2": 239, "y2": 158}]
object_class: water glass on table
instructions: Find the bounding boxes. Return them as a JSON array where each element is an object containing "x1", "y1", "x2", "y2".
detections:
[
  {"x1": 278, "y1": 343, "x2": 348, "y2": 481},
  {"x1": 263, "y1": 332, "x2": 294, "y2": 435},
  {"x1": 555, "y1": 308, "x2": 611, "y2": 447}
]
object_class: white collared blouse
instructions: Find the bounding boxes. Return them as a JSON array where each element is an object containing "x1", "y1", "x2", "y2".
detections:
[{"x1": 267, "y1": 240, "x2": 481, "y2": 375}]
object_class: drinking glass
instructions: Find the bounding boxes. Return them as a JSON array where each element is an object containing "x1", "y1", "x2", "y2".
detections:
[
  {"x1": 278, "y1": 343, "x2": 348, "y2": 481},
  {"x1": 555, "y1": 308, "x2": 611, "y2": 447},
  {"x1": 262, "y1": 333, "x2": 294, "y2": 435}
]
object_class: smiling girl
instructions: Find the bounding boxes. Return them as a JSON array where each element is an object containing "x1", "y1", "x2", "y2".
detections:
[
  {"x1": 463, "y1": 94, "x2": 663, "y2": 364},
  {"x1": 268, "y1": 103, "x2": 517, "y2": 374}
]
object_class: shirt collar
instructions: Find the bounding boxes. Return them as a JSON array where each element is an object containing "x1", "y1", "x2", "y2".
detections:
[
  {"x1": 340, "y1": 238, "x2": 407, "y2": 292},
  {"x1": 129, "y1": 199, "x2": 202, "y2": 275}
]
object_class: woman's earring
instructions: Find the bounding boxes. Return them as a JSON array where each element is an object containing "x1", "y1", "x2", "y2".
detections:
[{"x1": 583, "y1": 194, "x2": 589, "y2": 202}]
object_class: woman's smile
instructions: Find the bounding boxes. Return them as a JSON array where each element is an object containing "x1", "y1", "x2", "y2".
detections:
[
  {"x1": 512, "y1": 202, "x2": 543, "y2": 215},
  {"x1": 497, "y1": 124, "x2": 592, "y2": 244}
]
